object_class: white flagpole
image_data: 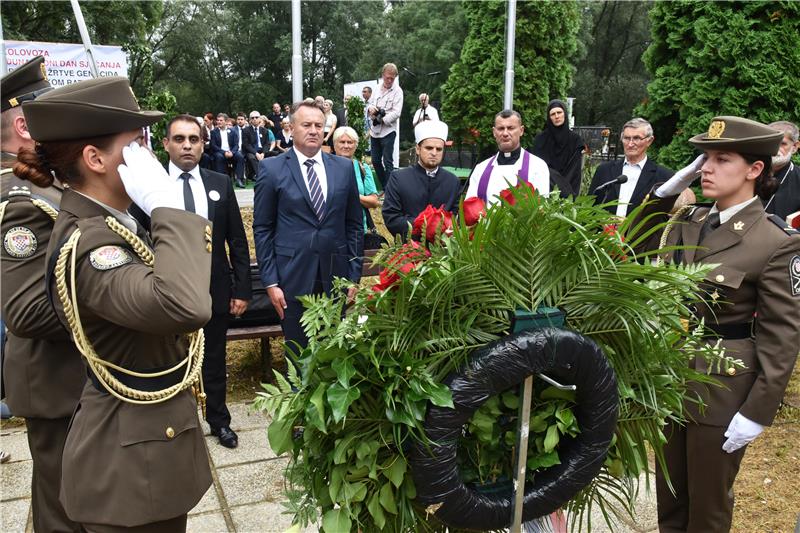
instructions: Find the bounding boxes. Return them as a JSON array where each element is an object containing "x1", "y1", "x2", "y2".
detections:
[
  {"x1": 503, "y1": 0, "x2": 517, "y2": 110},
  {"x1": 291, "y1": 0, "x2": 303, "y2": 103},
  {"x1": 70, "y1": 0, "x2": 98, "y2": 77}
]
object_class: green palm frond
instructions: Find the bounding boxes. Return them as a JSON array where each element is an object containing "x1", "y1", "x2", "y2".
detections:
[{"x1": 255, "y1": 190, "x2": 734, "y2": 532}]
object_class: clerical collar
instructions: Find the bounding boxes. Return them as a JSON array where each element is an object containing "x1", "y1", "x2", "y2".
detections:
[{"x1": 496, "y1": 146, "x2": 521, "y2": 165}]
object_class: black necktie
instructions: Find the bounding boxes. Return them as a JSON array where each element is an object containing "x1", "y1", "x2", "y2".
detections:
[
  {"x1": 180, "y1": 172, "x2": 196, "y2": 213},
  {"x1": 698, "y1": 211, "x2": 720, "y2": 245}
]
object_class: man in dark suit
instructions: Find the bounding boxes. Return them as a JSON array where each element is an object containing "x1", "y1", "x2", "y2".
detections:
[
  {"x1": 210, "y1": 112, "x2": 246, "y2": 188},
  {"x1": 589, "y1": 117, "x2": 673, "y2": 217},
  {"x1": 267, "y1": 102, "x2": 285, "y2": 140},
  {"x1": 253, "y1": 101, "x2": 363, "y2": 354},
  {"x1": 149, "y1": 114, "x2": 251, "y2": 448},
  {"x1": 242, "y1": 110, "x2": 274, "y2": 179}
]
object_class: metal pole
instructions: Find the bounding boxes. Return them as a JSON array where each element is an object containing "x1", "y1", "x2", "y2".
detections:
[
  {"x1": 291, "y1": 0, "x2": 303, "y2": 103},
  {"x1": 503, "y1": 0, "x2": 517, "y2": 110},
  {"x1": 0, "y1": 21, "x2": 7, "y2": 77},
  {"x1": 70, "y1": 0, "x2": 98, "y2": 77}
]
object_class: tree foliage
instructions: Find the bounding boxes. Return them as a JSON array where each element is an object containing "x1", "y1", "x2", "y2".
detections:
[
  {"x1": 570, "y1": 1, "x2": 652, "y2": 130},
  {"x1": 441, "y1": 0, "x2": 581, "y2": 154},
  {"x1": 637, "y1": 0, "x2": 800, "y2": 169}
]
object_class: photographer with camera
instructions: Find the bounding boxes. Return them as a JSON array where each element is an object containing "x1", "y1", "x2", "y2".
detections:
[
  {"x1": 412, "y1": 93, "x2": 439, "y2": 127},
  {"x1": 368, "y1": 63, "x2": 404, "y2": 189}
]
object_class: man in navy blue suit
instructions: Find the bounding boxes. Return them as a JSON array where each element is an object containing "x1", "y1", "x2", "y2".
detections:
[
  {"x1": 253, "y1": 101, "x2": 363, "y2": 355},
  {"x1": 210, "y1": 112, "x2": 246, "y2": 187}
]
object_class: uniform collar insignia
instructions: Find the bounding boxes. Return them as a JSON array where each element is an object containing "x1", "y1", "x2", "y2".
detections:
[{"x1": 733, "y1": 221, "x2": 744, "y2": 231}]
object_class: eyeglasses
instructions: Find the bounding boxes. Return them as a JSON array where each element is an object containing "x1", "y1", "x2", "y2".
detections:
[{"x1": 622, "y1": 135, "x2": 651, "y2": 144}]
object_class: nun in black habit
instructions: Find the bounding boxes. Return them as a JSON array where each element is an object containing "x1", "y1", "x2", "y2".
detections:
[{"x1": 531, "y1": 99, "x2": 585, "y2": 196}]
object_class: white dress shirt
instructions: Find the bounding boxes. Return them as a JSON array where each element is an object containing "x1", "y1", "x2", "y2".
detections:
[
  {"x1": 219, "y1": 127, "x2": 230, "y2": 152},
  {"x1": 293, "y1": 147, "x2": 328, "y2": 201},
  {"x1": 617, "y1": 156, "x2": 647, "y2": 217},
  {"x1": 168, "y1": 162, "x2": 209, "y2": 220}
]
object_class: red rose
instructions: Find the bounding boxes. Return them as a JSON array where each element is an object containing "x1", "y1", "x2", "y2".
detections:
[
  {"x1": 371, "y1": 241, "x2": 430, "y2": 292},
  {"x1": 602, "y1": 224, "x2": 628, "y2": 261},
  {"x1": 412, "y1": 205, "x2": 454, "y2": 243},
  {"x1": 462, "y1": 197, "x2": 486, "y2": 227},
  {"x1": 499, "y1": 180, "x2": 536, "y2": 206}
]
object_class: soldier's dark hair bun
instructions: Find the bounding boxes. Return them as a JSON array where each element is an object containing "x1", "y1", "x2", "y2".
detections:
[{"x1": 14, "y1": 147, "x2": 54, "y2": 188}]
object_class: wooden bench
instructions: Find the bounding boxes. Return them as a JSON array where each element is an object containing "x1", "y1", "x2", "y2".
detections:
[{"x1": 226, "y1": 249, "x2": 383, "y2": 381}]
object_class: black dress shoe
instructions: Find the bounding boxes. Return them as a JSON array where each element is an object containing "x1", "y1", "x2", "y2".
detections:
[
  {"x1": 211, "y1": 426, "x2": 238, "y2": 448},
  {"x1": 235, "y1": 180, "x2": 245, "y2": 188}
]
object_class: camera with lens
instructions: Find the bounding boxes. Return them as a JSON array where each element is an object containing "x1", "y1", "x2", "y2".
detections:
[{"x1": 372, "y1": 108, "x2": 386, "y2": 127}]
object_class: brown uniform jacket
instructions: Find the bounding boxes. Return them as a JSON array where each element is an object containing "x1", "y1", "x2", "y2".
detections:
[
  {"x1": 637, "y1": 193, "x2": 800, "y2": 427},
  {"x1": 1, "y1": 154, "x2": 85, "y2": 418},
  {"x1": 47, "y1": 189, "x2": 213, "y2": 526}
]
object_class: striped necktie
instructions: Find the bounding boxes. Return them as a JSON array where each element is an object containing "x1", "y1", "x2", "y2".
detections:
[{"x1": 304, "y1": 159, "x2": 326, "y2": 221}]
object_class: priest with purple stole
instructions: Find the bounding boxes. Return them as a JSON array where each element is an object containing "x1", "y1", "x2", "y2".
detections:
[{"x1": 466, "y1": 109, "x2": 550, "y2": 205}]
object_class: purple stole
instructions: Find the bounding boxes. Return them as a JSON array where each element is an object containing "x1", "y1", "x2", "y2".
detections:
[{"x1": 476, "y1": 150, "x2": 531, "y2": 202}]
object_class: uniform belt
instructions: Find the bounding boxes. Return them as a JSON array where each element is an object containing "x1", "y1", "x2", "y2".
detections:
[
  {"x1": 702, "y1": 321, "x2": 753, "y2": 340},
  {"x1": 88, "y1": 363, "x2": 185, "y2": 395}
]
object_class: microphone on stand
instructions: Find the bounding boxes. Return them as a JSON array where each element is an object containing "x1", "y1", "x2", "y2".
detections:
[{"x1": 593, "y1": 175, "x2": 628, "y2": 204}]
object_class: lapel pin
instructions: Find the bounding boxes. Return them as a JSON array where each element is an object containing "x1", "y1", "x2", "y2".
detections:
[
  {"x1": 208, "y1": 190, "x2": 220, "y2": 201},
  {"x1": 733, "y1": 221, "x2": 744, "y2": 231}
]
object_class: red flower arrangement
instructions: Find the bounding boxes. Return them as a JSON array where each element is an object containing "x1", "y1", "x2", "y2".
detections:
[
  {"x1": 412, "y1": 205, "x2": 453, "y2": 243},
  {"x1": 499, "y1": 181, "x2": 536, "y2": 206},
  {"x1": 371, "y1": 241, "x2": 431, "y2": 293},
  {"x1": 462, "y1": 197, "x2": 486, "y2": 227}
]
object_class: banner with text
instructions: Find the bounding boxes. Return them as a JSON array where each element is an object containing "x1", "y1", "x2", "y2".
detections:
[{"x1": 3, "y1": 40, "x2": 128, "y2": 87}]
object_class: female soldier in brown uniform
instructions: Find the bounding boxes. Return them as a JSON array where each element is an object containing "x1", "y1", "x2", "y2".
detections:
[
  {"x1": 16, "y1": 77, "x2": 213, "y2": 532},
  {"x1": 633, "y1": 116, "x2": 800, "y2": 532}
]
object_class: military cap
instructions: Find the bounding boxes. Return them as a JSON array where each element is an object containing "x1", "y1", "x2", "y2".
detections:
[
  {"x1": 0, "y1": 56, "x2": 52, "y2": 112},
  {"x1": 22, "y1": 76, "x2": 163, "y2": 143},
  {"x1": 689, "y1": 116, "x2": 783, "y2": 156}
]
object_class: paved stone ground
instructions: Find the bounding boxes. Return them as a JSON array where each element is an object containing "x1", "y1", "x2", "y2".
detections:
[
  {"x1": 1, "y1": 401, "x2": 658, "y2": 532},
  {"x1": 235, "y1": 188, "x2": 254, "y2": 208}
]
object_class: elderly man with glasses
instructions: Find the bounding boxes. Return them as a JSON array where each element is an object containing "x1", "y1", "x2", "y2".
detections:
[{"x1": 589, "y1": 117, "x2": 674, "y2": 217}]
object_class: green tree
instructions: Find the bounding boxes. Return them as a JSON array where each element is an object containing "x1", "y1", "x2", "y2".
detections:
[
  {"x1": 637, "y1": 0, "x2": 800, "y2": 169},
  {"x1": 441, "y1": 0, "x2": 581, "y2": 154},
  {"x1": 570, "y1": 1, "x2": 652, "y2": 130}
]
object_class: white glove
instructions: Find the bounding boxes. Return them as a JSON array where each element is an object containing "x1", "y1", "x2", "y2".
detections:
[
  {"x1": 655, "y1": 154, "x2": 705, "y2": 197},
  {"x1": 118, "y1": 142, "x2": 181, "y2": 216},
  {"x1": 722, "y1": 412, "x2": 764, "y2": 453}
]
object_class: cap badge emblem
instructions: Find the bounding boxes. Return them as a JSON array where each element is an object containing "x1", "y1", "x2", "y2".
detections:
[{"x1": 708, "y1": 120, "x2": 725, "y2": 139}]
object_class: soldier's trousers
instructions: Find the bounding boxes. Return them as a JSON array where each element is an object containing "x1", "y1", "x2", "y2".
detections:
[
  {"x1": 25, "y1": 416, "x2": 82, "y2": 532},
  {"x1": 655, "y1": 421, "x2": 747, "y2": 533}
]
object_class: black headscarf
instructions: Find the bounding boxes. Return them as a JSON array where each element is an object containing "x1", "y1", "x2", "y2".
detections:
[{"x1": 531, "y1": 99, "x2": 584, "y2": 194}]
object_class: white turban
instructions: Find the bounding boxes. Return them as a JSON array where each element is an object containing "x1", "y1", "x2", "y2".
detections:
[{"x1": 414, "y1": 120, "x2": 448, "y2": 145}]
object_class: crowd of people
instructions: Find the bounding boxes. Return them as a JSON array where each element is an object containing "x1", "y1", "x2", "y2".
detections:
[{"x1": 0, "y1": 54, "x2": 799, "y2": 533}]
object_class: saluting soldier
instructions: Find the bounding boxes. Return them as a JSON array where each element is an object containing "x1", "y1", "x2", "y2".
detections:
[
  {"x1": 1, "y1": 56, "x2": 84, "y2": 532},
  {"x1": 632, "y1": 116, "x2": 800, "y2": 533},
  {"x1": 16, "y1": 76, "x2": 214, "y2": 532}
]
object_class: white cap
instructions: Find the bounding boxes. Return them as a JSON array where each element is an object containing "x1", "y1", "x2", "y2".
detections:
[{"x1": 414, "y1": 120, "x2": 448, "y2": 145}]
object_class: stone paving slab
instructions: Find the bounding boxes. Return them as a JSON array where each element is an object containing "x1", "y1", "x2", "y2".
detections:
[
  {"x1": 0, "y1": 430, "x2": 31, "y2": 463},
  {"x1": 1, "y1": 460, "x2": 32, "y2": 501},
  {"x1": 187, "y1": 510, "x2": 229, "y2": 532},
  {"x1": 191, "y1": 486, "x2": 221, "y2": 515},
  {"x1": 235, "y1": 189, "x2": 254, "y2": 208},
  {"x1": 229, "y1": 501, "x2": 318, "y2": 533},
  {"x1": 205, "y1": 427, "x2": 278, "y2": 468},
  {"x1": 215, "y1": 457, "x2": 289, "y2": 508},
  {"x1": 1, "y1": 497, "x2": 30, "y2": 532}
]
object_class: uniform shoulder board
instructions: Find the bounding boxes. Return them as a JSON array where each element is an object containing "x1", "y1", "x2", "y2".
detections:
[
  {"x1": 767, "y1": 214, "x2": 799, "y2": 235},
  {"x1": 6, "y1": 184, "x2": 32, "y2": 198},
  {"x1": 88, "y1": 245, "x2": 133, "y2": 270}
]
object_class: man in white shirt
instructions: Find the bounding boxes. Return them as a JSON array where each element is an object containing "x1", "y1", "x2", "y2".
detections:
[
  {"x1": 465, "y1": 109, "x2": 550, "y2": 205},
  {"x1": 412, "y1": 93, "x2": 440, "y2": 127},
  {"x1": 367, "y1": 63, "x2": 404, "y2": 189},
  {"x1": 589, "y1": 117, "x2": 673, "y2": 217}
]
